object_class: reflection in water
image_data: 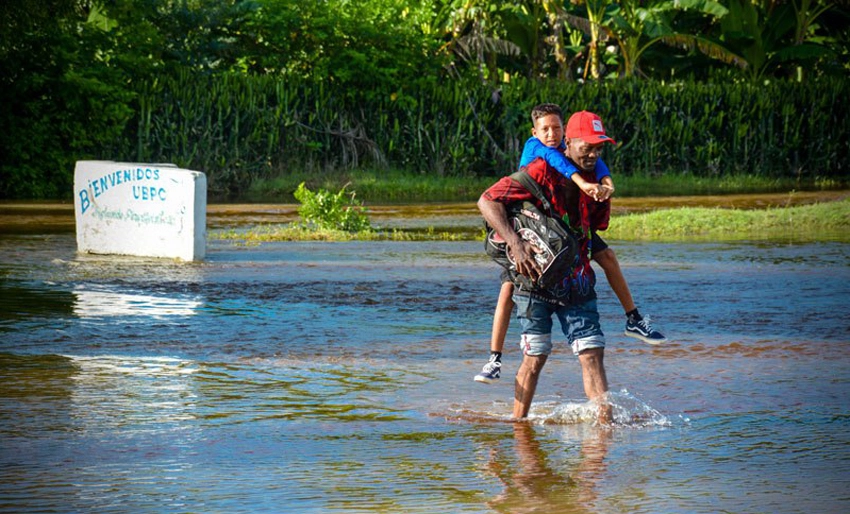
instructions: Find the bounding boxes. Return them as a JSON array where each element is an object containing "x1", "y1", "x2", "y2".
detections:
[
  {"x1": 0, "y1": 353, "x2": 199, "y2": 436},
  {"x1": 487, "y1": 423, "x2": 610, "y2": 514},
  {"x1": 0, "y1": 280, "x2": 75, "y2": 323},
  {"x1": 72, "y1": 286, "x2": 202, "y2": 318},
  {"x1": 67, "y1": 355, "x2": 199, "y2": 429},
  {"x1": 191, "y1": 358, "x2": 414, "y2": 425},
  {"x1": 0, "y1": 354, "x2": 199, "y2": 457},
  {"x1": 1, "y1": 225, "x2": 849, "y2": 512}
]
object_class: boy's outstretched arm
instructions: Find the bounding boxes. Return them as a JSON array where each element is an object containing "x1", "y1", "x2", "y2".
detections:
[
  {"x1": 523, "y1": 138, "x2": 608, "y2": 200},
  {"x1": 571, "y1": 173, "x2": 605, "y2": 201}
]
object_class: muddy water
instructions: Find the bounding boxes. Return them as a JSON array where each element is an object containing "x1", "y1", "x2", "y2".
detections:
[{"x1": 1, "y1": 203, "x2": 849, "y2": 513}]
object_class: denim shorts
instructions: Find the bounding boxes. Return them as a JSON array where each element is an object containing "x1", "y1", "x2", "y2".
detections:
[
  {"x1": 590, "y1": 232, "x2": 608, "y2": 256},
  {"x1": 513, "y1": 294, "x2": 605, "y2": 356}
]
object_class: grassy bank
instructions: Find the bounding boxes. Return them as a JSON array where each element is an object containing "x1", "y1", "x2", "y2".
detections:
[
  {"x1": 244, "y1": 169, "x2": 490, "y2": 203},
  {"x1": 213, "y1": 198, "x2": 849, "y2": 244},
  {"x1": 243, "y1": 169, "x2": 846, "y2": 204},
  {"x1": 215, "y1": 225, "x2": 471, "y2": 244},
  {"x1": 604, "y1": 198, "x2": 849, "y2": 242}
]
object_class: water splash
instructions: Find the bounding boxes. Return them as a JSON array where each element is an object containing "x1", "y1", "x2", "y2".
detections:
[
  {"x1": 532, "y1": 389, "x2": 678, "y2": 428},
  {"x1": 441, "y1": 390, "x2": 680, "y2": 429}
]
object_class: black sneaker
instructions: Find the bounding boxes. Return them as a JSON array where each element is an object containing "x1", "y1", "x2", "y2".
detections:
[
  {"x1": 474, "y1": 359, "x2": 501, "y2": 384},
  {"x1": 625, "y1": 317, "x2": 667, "y2": 345}
]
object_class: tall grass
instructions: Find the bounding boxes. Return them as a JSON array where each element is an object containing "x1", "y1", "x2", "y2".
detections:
[
  {"x1": 125, "y1": 74, "x2": 850, "y2": 199},
  {"x1": 244, "y1": 168, "x2": 494, "y2": 203},
  {"x1": 245, "y1": 169, "x2": 844, "y2": 204}
]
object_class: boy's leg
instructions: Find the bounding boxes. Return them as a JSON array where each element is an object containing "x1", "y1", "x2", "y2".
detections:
[
  {"x1": 592, "y1": 246, "x2": 635, "y2": 314},
  {"x1": 592, "y1": 236, "x2": 666, "y2": 344},
  {"x1": 475, "y1": 281, "x2": 515, "y2": 383},
  {"x1": 490, "y1": 281, "x2": 515, "y2": 353}
]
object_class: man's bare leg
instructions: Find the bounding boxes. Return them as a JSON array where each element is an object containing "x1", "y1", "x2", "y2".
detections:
[
  {"x1": 512, "y1": 354, "x2": 548, "y2": 419},
  {"x1": 578, "y1": 348, "x2": 612, "y2": 424}
]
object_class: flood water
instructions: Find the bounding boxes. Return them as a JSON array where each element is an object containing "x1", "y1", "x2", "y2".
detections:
[{"x1": 1, "y1": 205, "x2": 849, "y2": 513}]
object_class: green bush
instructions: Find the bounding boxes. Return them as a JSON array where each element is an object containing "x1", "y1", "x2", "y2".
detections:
[
  {"x1": 292, "y1": 182, "x2": 371, "y2": 232},
  {"x1": 0, "y1": 29, "x2": 134, "y2": 199}
]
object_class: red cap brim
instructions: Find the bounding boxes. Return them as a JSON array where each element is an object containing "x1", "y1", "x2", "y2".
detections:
[{"x1": 579, "y1": 134, "x2": 617, "y2": 145}]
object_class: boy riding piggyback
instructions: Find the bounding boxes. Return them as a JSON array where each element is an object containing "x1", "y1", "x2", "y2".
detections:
[{"x1": 475, "y1": 105, "x2": 666, "y2": 384}]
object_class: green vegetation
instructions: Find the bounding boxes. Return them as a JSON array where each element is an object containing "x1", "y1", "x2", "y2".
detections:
[
  {"x1": 292, "y1": 182, "x2": 370, "y2": 232},
  {"x1": 214, "y1": 224, "x2": 470, "y2": 244},
  {"x1": 246, "y1": 169, "x2": 845, "y2": 203},
  {"x1": 213, "y1": 182, "x2": 467, "y2": 242},
  {"x1": 212, "y1": 197, "x2": 850, "y2": 244},
  {"x1": 2, "y1": 1, "x2": 848, "y2": 200},
  {"x1": 246, "y1": 169, "x2": 494, "y2": 203},
  {"x1": 606, "y1": 199, "x2": 850, "y2": 242},
  {"x1": 124, "y1": 75, "x2": 850, "y2": 200}
]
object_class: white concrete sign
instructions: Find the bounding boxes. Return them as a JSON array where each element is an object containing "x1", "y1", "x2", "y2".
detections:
[{"x1": 74, "y1": 161, "x2": 207, "y2": 261}]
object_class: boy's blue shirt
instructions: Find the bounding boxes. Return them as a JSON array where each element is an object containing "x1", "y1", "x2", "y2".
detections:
[{"x1": 519, "y1": 137, "x2": 610, "y2": 181}]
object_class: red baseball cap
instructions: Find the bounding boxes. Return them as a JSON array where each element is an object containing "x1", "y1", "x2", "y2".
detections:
[{"x1": 565, "y1": 111, "x2": 617, "y2": 145}]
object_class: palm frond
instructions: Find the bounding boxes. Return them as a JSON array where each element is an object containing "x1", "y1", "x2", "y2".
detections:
[
  {"x1": 453, "y1": 33, "x2": 521, "y2": 62},
  {"x1": 661, "y1": 34, "x2": 748, "y2": 69},
  {"x1": 562, "y1": 13, "x2": 593, "y2": 36},
  {"x1": 772, "y1": 42, "x2": 835, "y2": 63}
]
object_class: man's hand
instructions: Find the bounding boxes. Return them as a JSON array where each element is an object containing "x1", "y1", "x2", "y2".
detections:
[
  {"x1": 508, "y1": 240, "x2": 542, "y2": 281},
  {"x1": 478, "y1": 195, "x2": 543, "y2": 281}
]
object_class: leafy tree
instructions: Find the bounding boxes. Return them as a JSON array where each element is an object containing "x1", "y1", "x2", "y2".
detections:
[
  {"x1": 0, "y1": 0, "x2": 134, "y2": 198},
  {"x1": 605, "y1": 0, "x2": 731, "y2": 78},
  {"x1": 94, "y1": 0, "x2": 257, "y2": 78},
  {"x1": 567, "y1": 0, "x2": 612, "y2": 79},
  {"x1": 238, "y1": 0, "x2": 443, "y2": 91},
  {"x1": 436, "y1": 0, "x2": 588, "y2": 82},
  {"x1": 436, "y1": 0, "x2": 521, "y2": 82},
  {"x1": 676, "y1": 0, "x2": 841, "y2": 81}
]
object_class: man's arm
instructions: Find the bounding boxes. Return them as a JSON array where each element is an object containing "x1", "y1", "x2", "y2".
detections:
[{"x1": 477, "y1": 195, "x2": 541, "y2": 281}]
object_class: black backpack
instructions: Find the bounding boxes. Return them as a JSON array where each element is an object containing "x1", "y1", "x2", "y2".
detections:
[{"x1": 484, "y1": 171, "x2": 578, "y2": 291}]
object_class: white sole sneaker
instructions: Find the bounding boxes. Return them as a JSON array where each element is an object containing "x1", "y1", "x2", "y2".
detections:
[{"x1": 624, "y1": 329, "x2": 667, "y2": 345}]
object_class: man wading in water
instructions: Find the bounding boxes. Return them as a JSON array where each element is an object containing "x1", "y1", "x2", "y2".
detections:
[{"x1": 477, "y1": 110, "x2": 617, "y2": 423}]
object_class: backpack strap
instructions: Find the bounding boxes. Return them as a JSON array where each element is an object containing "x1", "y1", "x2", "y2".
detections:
[{"x1": 508, "y1": 170, "x2": 554, "y2": 216}]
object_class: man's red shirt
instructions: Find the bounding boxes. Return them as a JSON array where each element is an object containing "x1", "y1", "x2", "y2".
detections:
[
  {"x1": 482, "y1": 157, "x2": 610, "y2": 235},
  {"x1": 482, "y1": 157, "x2": 610, "y2": 305}
]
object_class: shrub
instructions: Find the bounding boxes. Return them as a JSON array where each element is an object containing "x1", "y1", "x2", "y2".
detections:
[{"x1": 292, "y1": 182, "x2": 371, "y2": 232}]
